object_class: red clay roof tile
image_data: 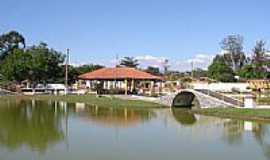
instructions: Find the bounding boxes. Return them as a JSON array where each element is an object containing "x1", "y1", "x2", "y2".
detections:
[{"x1": 78, "y1": 67, "x2": 163, "y2": 80}]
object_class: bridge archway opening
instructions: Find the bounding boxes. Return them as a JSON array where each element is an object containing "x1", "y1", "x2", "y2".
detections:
[{"x1": 172, "y1": 91, "x2": 200, "y2": 108}]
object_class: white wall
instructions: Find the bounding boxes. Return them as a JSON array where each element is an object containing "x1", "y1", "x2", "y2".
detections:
[{"x1": 192, "y1": 82, "x2": 249, "y2": 92}]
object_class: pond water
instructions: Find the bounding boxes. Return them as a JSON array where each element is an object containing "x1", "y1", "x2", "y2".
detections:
[{"x1": 0, "y1": 99, "x2": 270, "y2": 160}]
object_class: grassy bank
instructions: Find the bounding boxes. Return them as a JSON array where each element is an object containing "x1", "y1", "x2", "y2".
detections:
[
  {"x1": 0, "y1": 95, "x2": 166, "y2": 108},
  {"x1": 191, "y1": 108, "x2": 270, "y2": 122}
]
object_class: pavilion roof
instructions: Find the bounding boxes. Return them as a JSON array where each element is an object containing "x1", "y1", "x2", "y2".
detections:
[{"x1": 78, "y1": 67, "x2": 163, "y2": 81}]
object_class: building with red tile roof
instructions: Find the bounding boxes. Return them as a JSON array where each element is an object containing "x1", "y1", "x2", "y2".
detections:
[
  {"x1": 77, "y1": 67, "x2": 163, "y2": 95},
  {"x1": 78, "y1": 67, "x2": 163, "y2": 80}
]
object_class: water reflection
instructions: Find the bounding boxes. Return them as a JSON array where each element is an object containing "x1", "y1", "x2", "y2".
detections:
[
  {"x1": 170, "y1": 107, "x2": 270, "y2": 160},
  {"x1": 222, "y1": 119, "x2": 270, "y2": 160},
  {"x1": 0, "y1": 99, "x2": 156, "y2": 152},
  {"x1": 250, "y1": 123, "x2": 270, "y2": 159},
  {"x1": 0, "y1": 99, "x2": 65, "y2": 152},
  {"x1": 74, "y1": 103, "x2": 156, "y2": 128},
  {"x1": 0, "y1": 99, "x2": 157, "y2": 153},
  {"x1": 171, "y1": 108, "x2": 197, "y2": 126},
  {"x1": 2, "y1": 98, "x2": 270, "y2": 160},
  {"x1": 222, "y1": 120, "x2": 244, "y2": 145}
]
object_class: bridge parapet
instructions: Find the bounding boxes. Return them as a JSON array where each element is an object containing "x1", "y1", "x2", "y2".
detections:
[
  {"x1": 159, "y1": 93, "x2": 177, "y2": 107},
  {"x1": 159, "y1": 89, "x2": 241, "y2": 108}
]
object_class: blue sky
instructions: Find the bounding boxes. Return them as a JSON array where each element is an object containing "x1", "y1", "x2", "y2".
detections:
[{"x1": 1, "y1": 0, "x2": 270, "y2": 71}]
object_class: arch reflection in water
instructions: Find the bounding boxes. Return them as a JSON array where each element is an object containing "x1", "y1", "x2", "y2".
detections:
[
  {"x1": 171, "y1": 108, "x2": 197, "y2": 126},
  {"x1": 0, "y1": 99, "x2": 66, "y2": 152},
  {"x1": 75, "y1": 103, "x2": 156, "y2": 128}
]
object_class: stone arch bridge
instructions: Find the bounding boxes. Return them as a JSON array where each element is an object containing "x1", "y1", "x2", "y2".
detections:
[{"x1": 159, "y1": 89, "x2": 244, "y2": 108}]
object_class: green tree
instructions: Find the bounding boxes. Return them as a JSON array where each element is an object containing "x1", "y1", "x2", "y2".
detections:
[
  {"x1": 220, "y1": 35, "x2": 246, "y2": 71},
  {"x1": 120, "y1": 57, "x2": 139, "y2": 68},
  {"x1": 76, "y1": 64, "x2": 104, "y2": 75},
  {"x1": 145, "y1": 66, "x2": 162, "y2": 76},
  {"x1": 252, "y1": 40, "x2": 270, "y2": 77},
  {"x1": 238, "y1": 64, "x2": 258, "y2": 79},
  {"x1": 64, "y1": 64, "x2": 104, "y2": 84},
  {"x1": 0, "y1": 49, "x2": 31, "y2": 81},
  {"x1": 25, "y1": 43, "x2": 65, "y2": 83},
  {"x1": 0, "y1": 43, "x2": 65, "y2": 83},
  {"x1": 208, "y1": 55, "x2": 235, "y2": 82},
  {"x1": 238, "y1": 40, "x2": 270, "y2": 79},
  {"x1": 0, "y1": 31, "x2": 25, "y2": 60}
]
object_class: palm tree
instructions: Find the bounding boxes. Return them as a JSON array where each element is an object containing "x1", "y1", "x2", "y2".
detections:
[{"x1": 120, "y1": 57, "x2": 139, "y2": 68}]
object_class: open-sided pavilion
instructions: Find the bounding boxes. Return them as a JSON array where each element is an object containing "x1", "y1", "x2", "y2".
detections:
[{"x1": 78, "y1": 67, "x2": 163, "y2": 95}]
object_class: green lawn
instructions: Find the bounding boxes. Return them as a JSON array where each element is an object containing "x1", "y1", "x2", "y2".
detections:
[
  {"x1": 192, "y1": 108, "x2": 270, "y2": 122},
  {"x1": 0, "y1": 95, "x2": 166, "y2": 108}
]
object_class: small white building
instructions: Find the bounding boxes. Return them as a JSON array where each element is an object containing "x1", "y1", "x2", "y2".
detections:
[{"x1": 47, "y1": 84, "x2": 66, "y2": 95}]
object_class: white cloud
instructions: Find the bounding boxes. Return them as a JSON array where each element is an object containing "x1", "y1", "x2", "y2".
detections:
[
  {"x1": 136, "y1": 55, "x2": 166, "y2": 63},
  {"x1": 175, "y1": 54, "x2": 214, "y2": 71},
  {"x1": 135, "y1": 55, "x2": 167, "y2": 68},
  {"x1": 187, "y1": 54, "x2": 214, "y2": 69},
  {"x1": 69, "y1": 62, "x2": 87, "y2": 67},
  {"x1": 135, "y1": 53, "x2": 213, "y2": 71},
  {"x1": 71, "y1": 54, "x2": 214, "y2": 72},
  {"x1": 187, "y1": 54, "x2": 213, "y2": 64}
]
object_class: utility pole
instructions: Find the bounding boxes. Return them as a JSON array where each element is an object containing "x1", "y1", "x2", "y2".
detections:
[
  {"x1": 65, "y1": 49, "x2": 70, "y2": 95},
  {"x1": 163, "y1": 59, "x2": 169, "y2": 75},
  {"x1": 116, "y1": 53, "x2": 119, "y2": 67},
  {"x1": 191, "y1": 61, "x2": 194, "y2": 78},
  {"x1": 114, "y1": 53, "x2": 119, "y2": 89}
]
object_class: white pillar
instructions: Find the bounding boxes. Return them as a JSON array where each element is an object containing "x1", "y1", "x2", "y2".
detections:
[
  {"x1": 150, "y1": 81, "x2": 154, "y2": 96},
  {"x1": 103, "y1": 81, "x2": 106, "y2": 89},
  {"x1": 108, "y1": 81, "x2": 112, "y2": 89},
  {"x1": 244, "y1": 95, "x2": 256, "y2": 108},
  {"x1": 86, "y1": 80, "x2": 91, "y2": 88}
]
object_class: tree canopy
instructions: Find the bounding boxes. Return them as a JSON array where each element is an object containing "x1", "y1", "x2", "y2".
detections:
[
  {"x1": 238, "y1": 40, "x2": 270, "y2": 79},
  {"x1": 120, "y1": 57, "x2": 139, "y2": 68},
  {"x1": 67, "y1": 64, "x2": 104, "y2": 84},
  {"x1": 238, "y1": 64, "x2": 258, "y2": 79},
  {"x1": 145, "y1": 66, "x2": 162, "y2": 76},
  {"x1": 0, "y1": 30, "x2": 106, "y2": 86},
  {"x1": 220, "y1": 35, "x2": 246, "y2": 71},
  {"x1": 208, "y1": 55, "x2": 235, "y2": 82},
  {"x1": 0, "y1": 43, "x2": 65, "y2": 83},
  {"x1": 76, "y1": 64, "x2": 104, "y2": 75},
  {"x1": 0, "y1": 31, "x2": 25, "y2": 61},
  {"x1": 207, "y1": 35, "x2": 270, "y2": 81},
  {"x1": 252, "y1": 40, "x2": 270, "y2": 74}
]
